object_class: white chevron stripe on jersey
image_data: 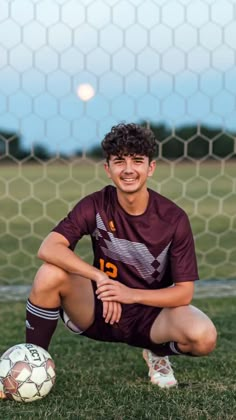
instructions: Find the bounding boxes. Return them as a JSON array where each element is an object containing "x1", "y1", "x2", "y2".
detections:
[
  {"x1": 95, "y1": 213, "x2": 171, "y2": 283},
  {"x1": 96, "y1": 214, "x2": 106, "y2": 230}
]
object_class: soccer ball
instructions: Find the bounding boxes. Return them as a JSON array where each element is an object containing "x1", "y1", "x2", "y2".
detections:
[{"x1": 0, "y1": 343, "x2": 56, "y2": 403}]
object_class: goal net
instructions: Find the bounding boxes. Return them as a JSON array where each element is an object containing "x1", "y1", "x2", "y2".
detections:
[{"x1": 0, "y1": 1, "x2": 235, "y2": 285}]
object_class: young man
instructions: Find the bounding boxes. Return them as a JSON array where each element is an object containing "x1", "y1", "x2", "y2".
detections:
[{"x1": 6, "y1": 123, "x2": 217, "y2": 396}]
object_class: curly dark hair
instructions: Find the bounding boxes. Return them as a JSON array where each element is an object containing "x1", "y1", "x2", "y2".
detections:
[{"x1": 101, "y1": 123, "x2": 157, "y2": 162}]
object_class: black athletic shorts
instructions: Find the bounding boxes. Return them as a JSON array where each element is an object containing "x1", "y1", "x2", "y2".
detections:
[{"x1": 60, "y1": 284, "x2": 164, "y2": 353}]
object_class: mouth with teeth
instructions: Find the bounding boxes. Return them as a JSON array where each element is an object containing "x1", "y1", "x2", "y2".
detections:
[{"x1": 122, "y1": 178, "x2": 137, "y2": 182}]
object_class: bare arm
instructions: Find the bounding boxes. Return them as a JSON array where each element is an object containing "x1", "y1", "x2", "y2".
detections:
[
  {"x1": 133, "y1": 281, "x2": 194, "y2": 307},
  {"x1": 38, "y1": 232, "x2": 122, "y2": 324},
  {"x1": 38, "y1": 231, "x2": 105, "y2": 283},
  {"x1": 96, "y1": 279, "x2": 194, "y2": 307}
]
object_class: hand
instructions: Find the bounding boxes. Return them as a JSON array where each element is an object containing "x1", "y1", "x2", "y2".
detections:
[
  {"x1": 102, "y1": 301, "x2": 122, "y2": 325},
  {"x1": 95, "y1": 276, "x2": 122, "y2": 325},
  {"x1": 96, "y1": 279, "x2": 135, "y2": 304}
]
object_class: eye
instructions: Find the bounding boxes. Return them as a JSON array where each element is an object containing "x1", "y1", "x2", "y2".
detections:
[
  {"x1": 134, "y1": 158, "x2": 144, "y2": 163},
  {"x1": 114, "y1": 159, "x2": 124, "y2": 165}
]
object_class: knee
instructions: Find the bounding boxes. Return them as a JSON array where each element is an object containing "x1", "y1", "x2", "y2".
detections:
[
  {"x1": 189, "y1": 321, "x2": 217, "y2": 356},
  {"x1": 31, "y1": 263, "x2": 68, "y2": 295}
]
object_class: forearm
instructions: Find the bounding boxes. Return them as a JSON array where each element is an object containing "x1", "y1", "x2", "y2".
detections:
[
  {"x1": 38, "y1": 239, "x2": 103, "y2": 283},
  {"x1": 133, "y1": 283, "x2": 194, "y2": 307},
  {"x1": 96, "y1": 279, "x2": 195, "y2": 306}
]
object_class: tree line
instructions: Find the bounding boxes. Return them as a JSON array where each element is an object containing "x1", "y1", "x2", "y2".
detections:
[{"x1": 0, "y1": 123, "x2": 235, "y2": 161}]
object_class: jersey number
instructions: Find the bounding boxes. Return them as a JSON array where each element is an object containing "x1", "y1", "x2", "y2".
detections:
[{"x1": 99, "y1": 258, "x2": 118, "y2": 279}]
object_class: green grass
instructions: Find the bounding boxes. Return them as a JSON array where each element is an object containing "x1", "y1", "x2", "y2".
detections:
[
  {"x1": 0, "y1": 297, "x2": 236, "y2": 419},
  {"x1": 0, "y1": 160, "x2": 236, "y2": 284}
]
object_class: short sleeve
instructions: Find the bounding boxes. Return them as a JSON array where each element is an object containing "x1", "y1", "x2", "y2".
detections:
[
  {"x1": 52, "y1": 196, "x2": 96, "y2": 250},
  {"x1": 170, "y1": 212, "x2": 199, "y2": 282}
]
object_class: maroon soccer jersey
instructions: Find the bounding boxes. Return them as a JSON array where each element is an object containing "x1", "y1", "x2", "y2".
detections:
[{"x1": 53, "y1": 186, "x2": 199, "y2": 289}]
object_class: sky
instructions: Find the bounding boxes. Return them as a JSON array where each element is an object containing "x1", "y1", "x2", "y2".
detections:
[{"x1": 0, "y1": 0, "x2": 236, "y2": 154}]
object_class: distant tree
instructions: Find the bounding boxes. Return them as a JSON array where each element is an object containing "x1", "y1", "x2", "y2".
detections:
[
  {"x1": 0, "y1": 131, "x2": 28, "y2": 159},
  {"x1": 86, "y1": 145, "x2": 104, "y2": 160},
  {"x1": 85, "y1": 123, "x2": 236, "y2": 160},
  {"x1": 0, "y1": 130, "x2": 52, "y2": 161},
  {"x1": 1, "y1": 125, "x2": 235, "y2": 162},
  {"x1": 32, "y1": 144, "x2": 51, "y2": 161},
  {"x1": 145, "y1": 122, "x2": 171, "y2": 141},
  {"x1": 148, "y1": 123, "x2": 236, "y2": 160}
]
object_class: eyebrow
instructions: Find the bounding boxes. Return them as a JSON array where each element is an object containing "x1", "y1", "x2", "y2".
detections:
[
  {"x1": 112, "y1": 156, "x2": 125, "y2": 161},
  {"x1": 112, "y1": 155, "x2": 145, "y2": 161}
]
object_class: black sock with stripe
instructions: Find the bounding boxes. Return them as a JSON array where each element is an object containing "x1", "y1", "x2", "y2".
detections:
[
  {"x1": 26, "y1": 299, "x2": 60, "y2": 351},
  {"x1": 149, "y1": 341, "x2": 195, "y2": 357}
]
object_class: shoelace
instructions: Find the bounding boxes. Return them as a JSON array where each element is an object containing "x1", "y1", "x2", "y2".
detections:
[{"x1": 150, "y1": 355, "x2": 173, "y2": 375}]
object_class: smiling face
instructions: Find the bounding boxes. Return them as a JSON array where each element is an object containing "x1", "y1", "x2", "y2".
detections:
[{"x1": 104, "y1": 154, "x2": 156, "y2": 195}]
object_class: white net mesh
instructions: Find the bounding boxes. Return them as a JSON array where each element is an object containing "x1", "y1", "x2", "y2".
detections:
[{"x1": 0, "y1": 0, "x2": 236, "y2": 285}]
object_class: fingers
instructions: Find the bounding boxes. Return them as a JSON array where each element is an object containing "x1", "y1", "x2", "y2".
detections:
[
  {"x1": 96, "y1": 282, "x2": 117, "y2": 300},
  {"x1": 116, "y1": 302, "x2": 122, "y2": 323},
  {"x1": 104, "y1": 301, "x2": 113, "y2": 323},
  {"x1": 96, "y1": 280, "x2": 122, "y2": 325},
  {"x1": 97, "y1": 289, "x2": 116, "y2": 300},
  {"x1": 102, "y1": 301, "x2": 122, "y2": 325},
  {"x1": 109, "y1": 301, "x2": 122, "y2": 324},
  {"x1": 96, "y1": 278, "x2": 113, "y2": 288},
  {"x1": 106, "y1": 302, "x2": 115, "y2": 324},
  {"x1": 96, "y1": 283, "x2": 114, "y2": 295}
]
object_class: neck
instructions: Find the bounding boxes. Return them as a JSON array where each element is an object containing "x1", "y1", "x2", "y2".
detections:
[{"x1": 117, "y1": 189, "x2": 149, "y2": 216}]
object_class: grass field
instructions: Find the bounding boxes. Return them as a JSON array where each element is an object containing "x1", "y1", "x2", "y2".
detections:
[
  {"x1": 0, "y1": 297, "x2": 236, "y2": 420},
  {"x1": 0, "y1": 160, "x2": 236, "y2": 419},
  {"x1": 0, "y1": 160, "x2": 235, "y2": 284}
]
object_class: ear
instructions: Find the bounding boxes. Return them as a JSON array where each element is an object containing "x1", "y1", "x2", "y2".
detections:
[
  {"x1": 148, "y1": 160, "x2": 156, "y2": 177},
  {"x1": 104, "y1": 162, "x2": 112, "y2": 178}
]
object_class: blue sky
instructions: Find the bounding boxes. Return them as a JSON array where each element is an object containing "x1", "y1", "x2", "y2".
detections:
[{"x1": 0, "y1": 0, "x2": 236, "y2": 154}]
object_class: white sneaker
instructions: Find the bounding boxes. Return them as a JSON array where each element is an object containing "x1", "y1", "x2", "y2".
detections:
[{"x1": 143, "y1": 349, "x2": 178, "y2": 388}]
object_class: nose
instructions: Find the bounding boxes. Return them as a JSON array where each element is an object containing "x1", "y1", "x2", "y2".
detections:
[{"x1": 123, "y1": 159, "x2": 134, "y2": 173}]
